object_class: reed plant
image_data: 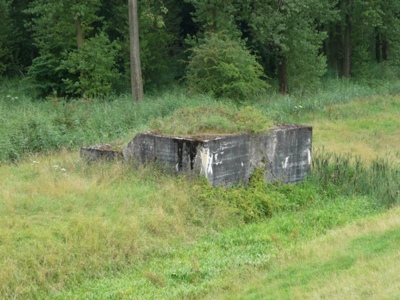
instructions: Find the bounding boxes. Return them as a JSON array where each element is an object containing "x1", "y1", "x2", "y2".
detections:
[{"x1": 311, "y1": 150, "x2": 400, "y2": 207}]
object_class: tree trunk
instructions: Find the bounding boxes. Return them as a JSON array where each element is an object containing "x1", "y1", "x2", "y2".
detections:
[
  {"x1": 375, "y1": 30, "x2": 381, "y2": 63},
  {"x1": 328, "y1": 26, "x2": 337, "y2": 70},
  {"x1": 343, "y1": 0, "x2": 352, "y2": 78},
  {"x1": 128, "y1": 0, "x2": 144, "y2": 101},
  {"x1": 278, "y1": 55, "x2": 288, "y2": 95},
  {"x1": 382, "y1": 34, "x2": 388, "y2": 61},
  {"x1": 76, "y1": 18, "x2": 83, "y2": 50},
  {"x1": 336, "y1": 22, "x2": 344, "y2": 78}
]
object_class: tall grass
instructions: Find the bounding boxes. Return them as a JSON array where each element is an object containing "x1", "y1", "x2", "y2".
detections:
[
  {"x1": 0, "y1": 149, "x2": 398, "y2": 298},
  {"x1": 2, "y1": 77, "x2": 400, "y2": 162},
  {"x1": 311, "y1": 150, "x2": 400, "y2": 207},
  {"x1": 0, "y1": 84, "x2": 225, "y2": 162}
]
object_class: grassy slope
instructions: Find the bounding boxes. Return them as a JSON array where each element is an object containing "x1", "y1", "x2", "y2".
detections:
[
  {"x1": 306, "y1": 95, "x2": 400, "y2": 164},
  {"x1": 1, "y1": 84, "x2": 400, "y2": 299},
  {"x1": 221, "y1": 207, "x2": 400, "y2": 300},
  {"x1": 215, "y1": 94, "x2": 400, "y2": 299}
]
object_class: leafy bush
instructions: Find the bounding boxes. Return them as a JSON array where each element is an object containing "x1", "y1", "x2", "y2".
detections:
[
  {"x1": 59, "y1": 32, "x2": 120, "y2": 98},
  {"x1": 185, "y1": 32, "x2": 269, "y2": 101},
  {"x1": 194, "y1": 168, "x2": 281, "y2": 223}
]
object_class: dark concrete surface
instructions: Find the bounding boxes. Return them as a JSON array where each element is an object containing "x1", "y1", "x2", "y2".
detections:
[{"x1": 120, "y1": 125, "x2": 312, "y2": 186}]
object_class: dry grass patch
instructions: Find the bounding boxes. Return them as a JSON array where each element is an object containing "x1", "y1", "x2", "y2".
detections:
[{"x1": 308, "y1": 95, "x2": 400, "y2": 164}]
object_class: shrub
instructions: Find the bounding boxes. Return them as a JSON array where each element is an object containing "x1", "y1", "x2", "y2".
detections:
[
  {"x1": 185, "y1": 32, "x2": 269, "y2": 101},
  {"x1": 194, "y1": 168, "x2": 281, "y2": 223},
  {"x1": 59, "y1": 32, "x2": 120, "y2": 98}
]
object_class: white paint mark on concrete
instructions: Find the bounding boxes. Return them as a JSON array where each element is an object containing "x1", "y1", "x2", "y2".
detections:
[
  {"x1": 307, "y1": 148, "x2": 311, "y2": 165},
  {"x1": 282, "y1": 156, "x2": 289, "y2": 169},
  {"x1": 207, "y1": 153, "x2": 213, "y2": 174},
  {"x1": 200, "y1": 147, "x2": 214, "y2": 175},
  {"x1": 241, "y1": 162, "x2": 244, "y2": 167},
  {"x1": 214, "y1": 152, "x2": 223, "y2": 166}
]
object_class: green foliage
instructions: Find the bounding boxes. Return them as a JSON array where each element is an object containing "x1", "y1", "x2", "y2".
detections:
[
  {"x1": 25, "y1": 0, "x2": 119, "y2": 98},
  {"x1": 248, "y1": 0, "x2": 333, "y2": 94},
  {"x1": 185, "y1": 32, "x2": 269, "y2": 101},
  {"x1": 186, "y1": 0, "x2": 239, "y2": 33},
  {"x1": 138, "y1": 0, "x2": 181, "y2": 87},
  {"x1": 286, "y1": 26, "x2": 327, "y2": 95},
  {"x1": 59, "y1": 32, "x2": 120, "y2": 98},
  {"x1": 311, "y1": 151, "x2": 400, "y2": 207},
  {"x1": 0, "y1": 0, "x2": 11, "y2": 75},
  {"x1": 194, "y1": 169, "x2": 280, "y2": 223},
  {"x1": 149, "y1": 105, "x2": 273, "y2": 135}
]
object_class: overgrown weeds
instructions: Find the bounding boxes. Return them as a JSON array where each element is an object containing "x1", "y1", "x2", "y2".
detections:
[
  {"x1": 149, "y1": 106, "x2": 273, "y2": 136},
  {"x1": 311, "y1": 150, "x2": 400, "y2": 207}
]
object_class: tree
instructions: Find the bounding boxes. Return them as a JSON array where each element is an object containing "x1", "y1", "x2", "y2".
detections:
[
  {"x1": 343, "y1": 0, "x2": 353, "y2": 78},
  {"x1": 0, "y1": 0, "x2": 12, "y2": 75},
  {"x1": 128, "y1": 0, "x2": 143, "y2": 101},
  {"x1": 184, "y1": 0, "x2": 269, "y2": 99},
  {"x1": 25, "y1": 0, "x2": 121, "y2": 97},
  {"x1": 248, "y1": 0, "x2": 334, "y2": 94}
]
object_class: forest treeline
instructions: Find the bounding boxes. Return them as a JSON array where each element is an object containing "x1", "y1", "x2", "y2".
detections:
[{"x1": 1, "y1": 0, "x2": 400, "y2": 99}]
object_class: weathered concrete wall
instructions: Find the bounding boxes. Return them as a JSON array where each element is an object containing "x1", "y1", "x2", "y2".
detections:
[
  {"x1": 121, "y1": 125, "x2": 312, "y2": 186},
  {"x1": 250, "y1": 126, "x2": 312, "y2": 183},
  {"x1": 80, "y1": 144, "x2": 123, "y2": 162}
]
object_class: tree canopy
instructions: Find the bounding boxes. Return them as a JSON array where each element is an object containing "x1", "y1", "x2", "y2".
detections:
[{"x1": 1, "y1": 0, "x2": 400, "y2": 98}]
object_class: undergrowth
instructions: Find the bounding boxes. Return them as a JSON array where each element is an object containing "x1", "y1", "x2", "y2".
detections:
[{"x1": 311, "y1": 150, "x2": 400, "y2": 207}]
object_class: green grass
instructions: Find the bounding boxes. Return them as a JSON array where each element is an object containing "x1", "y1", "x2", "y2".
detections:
[
  {"x1": 221, "y1": 208, "x2": 400, "y2": 300},
  {"x1": 57, "y1": 196, "x2": 379, "y2": 299},
  {"x1": 149, "y1": 106, "x2": 273, "y2": 135},
  {"x1": 1, "y1": 78, "x2": 400, "y2": 299},
  {"x1": 2, "y1": 77, "x2": 400, "y2": 163}
]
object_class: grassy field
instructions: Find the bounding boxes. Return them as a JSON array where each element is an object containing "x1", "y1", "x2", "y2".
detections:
[{"x1": 0, "y1": 80, "x2": 400, "y2": 299}]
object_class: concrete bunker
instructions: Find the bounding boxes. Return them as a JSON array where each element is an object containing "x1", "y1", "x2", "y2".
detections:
[{"x1": 81, "y1": 125, "x2": 312, "y2": 186}]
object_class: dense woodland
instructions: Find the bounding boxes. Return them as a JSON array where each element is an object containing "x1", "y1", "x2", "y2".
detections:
[{"x1": 1, "y1": 0, "x2": 400, "y2": 99}]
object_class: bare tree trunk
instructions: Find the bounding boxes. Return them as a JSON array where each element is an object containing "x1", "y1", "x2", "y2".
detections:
[
  {"x1": 76, "y1": 18, "x2": 83, "y2": 50},
  {"x1": 343, "y1": 0, "x2": 352, "y2": 78},
  {"x1": 278, "y1": 55, "x2": 288, "y2": 95},
  {"x1": 382, "y1": 34, "x2": 388, "y2": 61},
  {"x1": 128, "y1": 0, "x2": 144, "y2": 101},
  {"x1": 375, "y1": 30, "x2": 382, "y2": 63}
]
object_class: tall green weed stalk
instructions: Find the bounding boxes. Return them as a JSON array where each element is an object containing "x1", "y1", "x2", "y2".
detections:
[{"x1": 311, "y1": 150, "x2": 400, "y2": 207}]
